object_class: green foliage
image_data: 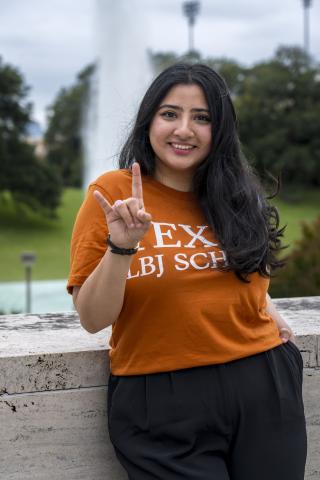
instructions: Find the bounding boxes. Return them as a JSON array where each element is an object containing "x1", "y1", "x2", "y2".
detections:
[
  {"x1": 149, "y1": 50, "x2": 183, "y2": 74},
  {"x1": 0, "y1": 56, "x2": 62, "y2": 217},
  {"x1": 148, "y1": 49, "x2": 245, "y2": 96},
  {"x1": 1, "y1": 139, "x2": 62, "y2": 217},
  {"x1": 45, "y1": 64, "x2": 95, "y2": 187},
  {"x1": 269, "y1": 216, "x2": 320, "y2": 297},
  {"x1": 0, "y1": 56, "x2": 31, "y2": 146},
  {"x1": 236, "y1": 46, "x2": 320, "y2": 189},
  {"x1": 205, "y1": 58, "x2": 246, "y2": 96}
]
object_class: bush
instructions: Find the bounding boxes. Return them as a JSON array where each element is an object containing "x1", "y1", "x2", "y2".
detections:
[{"x1": 269, "y1": 216, "x2": 320, "y2": 297}]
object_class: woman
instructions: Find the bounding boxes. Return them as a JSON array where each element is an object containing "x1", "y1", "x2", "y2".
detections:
[{"x1": 67, "y1": 63, "x2": 307, "y2": 479}]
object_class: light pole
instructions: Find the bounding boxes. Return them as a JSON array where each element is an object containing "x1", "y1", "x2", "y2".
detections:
[
  {"x1": 20, "y1": 252, "x2": 36, "y2": 313},
  {"x1": 302, "y1": 0, "x2": 312, "y2": 54},
  {"x1": 182, "y1": 1, "x2": 201, "y2": 53}
]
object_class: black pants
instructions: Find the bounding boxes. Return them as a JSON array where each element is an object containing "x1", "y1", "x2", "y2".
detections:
[{"x1": 107, "y1": 340, "x2": 307, "y2": 479}]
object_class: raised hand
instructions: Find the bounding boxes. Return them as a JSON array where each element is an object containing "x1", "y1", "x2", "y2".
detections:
[{"x1": 93, "y1": 162, "x2": 152, "y2": 249}]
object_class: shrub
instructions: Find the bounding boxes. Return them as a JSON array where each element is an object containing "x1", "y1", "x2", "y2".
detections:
[{"x1": 269, "y1": 216, "x2": 320, "y2": 297}]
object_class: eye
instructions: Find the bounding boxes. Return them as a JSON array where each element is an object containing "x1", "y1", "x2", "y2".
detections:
[
  {"x1": 194, "y1": 114, "x2": 211, "y2": 123},
  {"x1": 160, "y1": 111, "x2": 177, "y2": 119}
]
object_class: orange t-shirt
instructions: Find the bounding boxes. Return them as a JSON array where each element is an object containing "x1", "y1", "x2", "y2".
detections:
[{"x1": 67, "y1": 169, "x2": 283, "y2": 375}]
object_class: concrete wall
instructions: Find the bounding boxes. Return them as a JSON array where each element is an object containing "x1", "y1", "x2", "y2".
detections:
[{"x1": 0, "y1": 296, "x2": 319, "y2": 479}]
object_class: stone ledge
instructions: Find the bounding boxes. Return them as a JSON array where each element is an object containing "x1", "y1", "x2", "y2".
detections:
[
  {"x1": 0, "y1": 296, "x2": 320, "y2": 396},
  {"x1": 0, "y1": 296, "x2": 319, "y2": 479}
]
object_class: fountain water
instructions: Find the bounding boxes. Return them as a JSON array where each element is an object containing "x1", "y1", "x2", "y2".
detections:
[{"x1": 83, "y1": 0, "x2": 153, "y2": 187}]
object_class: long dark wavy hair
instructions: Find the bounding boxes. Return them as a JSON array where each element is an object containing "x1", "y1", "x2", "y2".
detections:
[{"x1": 119, "y1": 63, "x2": 287, "y2": 282}]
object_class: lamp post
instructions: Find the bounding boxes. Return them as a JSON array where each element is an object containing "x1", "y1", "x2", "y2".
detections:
[
  {"x1": 20, "y1": 252, "x2": 36, "y2": 313},
  {"x1": 182, "y1": 1, "x2": 201, "y2": 53},
  {"x1": 302, "y1": 0, "x2": 312, "y2": 54}
]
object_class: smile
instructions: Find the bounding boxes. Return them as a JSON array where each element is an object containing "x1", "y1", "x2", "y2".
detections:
[{"x1": 170, "y1": 143, "x2": 195, "y2": 151}]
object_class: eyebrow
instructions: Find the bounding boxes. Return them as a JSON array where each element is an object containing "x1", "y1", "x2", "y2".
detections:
[{"x1": 158, "y1": 104, "x2": 210, "y2": 113}]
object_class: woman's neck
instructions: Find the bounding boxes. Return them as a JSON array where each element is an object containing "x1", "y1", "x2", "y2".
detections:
[{"x1": 153, "y1": 167, "x2": 193, "y2": 192}]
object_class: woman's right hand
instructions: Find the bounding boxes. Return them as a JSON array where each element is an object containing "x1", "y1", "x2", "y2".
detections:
[{"x1": 93, "y1": 162, "x2": 152, "y2": 249}]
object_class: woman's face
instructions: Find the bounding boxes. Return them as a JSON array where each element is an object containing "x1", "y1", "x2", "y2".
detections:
[{"x1": 149, "y1": 83, "x2": 212, "y2": 183}]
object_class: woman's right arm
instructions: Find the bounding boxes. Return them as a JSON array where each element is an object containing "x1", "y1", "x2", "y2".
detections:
[
  {"x1": 71, "y1": 162, "x2": 151, "y2": 334},
  {"x1": 72, "y1": 249, "x2": 135, "y2": 333}
]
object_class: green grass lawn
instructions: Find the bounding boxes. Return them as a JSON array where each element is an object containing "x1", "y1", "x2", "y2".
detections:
[
  {"x1": 0, "y1": 188, "x2": 319, "y2": 282},
  {"x1": 270, "y1": 189, "x2": 320, "y2": 252},
  {"x1": 0, "y1": 189, "x2": 84, "y2": 282}
]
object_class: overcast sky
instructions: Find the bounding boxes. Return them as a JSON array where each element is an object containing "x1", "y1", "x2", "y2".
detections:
[{"x1": 1, "y1": 0, "x2": 319, "y2": 128}]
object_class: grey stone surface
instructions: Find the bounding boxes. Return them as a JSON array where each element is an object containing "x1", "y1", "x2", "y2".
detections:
[
  {"x1": 0, "y1": 296, "x2": 319, "y2": 479},
  {"x1": 0, "y1": 387, "x2": 126, "y2": 480},
  {"x1": 0, "y1": 351, "x2": 109, "y2": 395},
  {"x1": 0, "y1": 311, "x2": 112, "y2": 358}
]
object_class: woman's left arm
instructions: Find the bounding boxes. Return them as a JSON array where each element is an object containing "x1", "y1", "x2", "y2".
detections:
[{"x1": 266, "y1": 293, "x2": 296, "y2": 343}]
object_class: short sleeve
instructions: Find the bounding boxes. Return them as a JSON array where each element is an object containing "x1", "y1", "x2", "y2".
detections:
[{"x1": 66, "y1": 183, "x2": 113, "y2": 295}]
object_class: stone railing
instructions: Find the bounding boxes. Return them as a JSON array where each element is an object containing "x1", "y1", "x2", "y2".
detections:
[{"x1": 0, "y1": 296, "x2": 319, "y2": 480}]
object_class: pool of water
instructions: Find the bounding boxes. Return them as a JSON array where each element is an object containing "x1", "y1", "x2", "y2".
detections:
[{"x1": 0, "y1": 279, "x2": 74, "y2": 314}]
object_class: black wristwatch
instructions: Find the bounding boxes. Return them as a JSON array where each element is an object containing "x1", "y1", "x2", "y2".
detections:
[{"x1": 106, "y1": 234, "x2": 139, "y2": 255}]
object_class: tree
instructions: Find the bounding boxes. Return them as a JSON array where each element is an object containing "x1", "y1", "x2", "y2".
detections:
[
  {"x1": 236, "y1": 46, "x2": 320, "y2": 189},
  {"x1": 149, "y1": 50, "x2": 245, "y2": 97},
  {"x1": 45, "y1": 64, "x2": 95, "y2": 187},
  {"x1": 0, "y1": 57, "x2": 62, "y2": 217},
  {"x1": 204, "y1": 58, "x2": 246, "y2": 96},
  {"x1": 149, "y1": 50, "x2": 181, "y2": 74},
  {"x1": 269, "y1": 216, "x2": 320, "y2": 297}
]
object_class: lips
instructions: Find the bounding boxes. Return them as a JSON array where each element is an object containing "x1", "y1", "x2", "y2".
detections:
[
  {"x1": 169, "y1": 142, "x2": 196, "y2": 151},
  {"x1": 172, "y1": 144, "x2": 194, "y2": 150},
  {"x1": 168, "y1": 142, "x2": 197, "y2": 156}
]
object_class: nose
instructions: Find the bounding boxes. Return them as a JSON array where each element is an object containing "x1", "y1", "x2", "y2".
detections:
[{"x1": 173, "y1": 118, "x2": 194, "y2": 139}]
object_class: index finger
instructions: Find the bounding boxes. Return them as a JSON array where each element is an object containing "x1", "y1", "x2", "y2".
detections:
[{"x1": 131, "y1": 162, "x2": 144, "y2": 207}]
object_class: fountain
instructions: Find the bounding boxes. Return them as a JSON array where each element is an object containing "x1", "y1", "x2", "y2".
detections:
[{"x1": 83, "y1": 0, "x2": 153, "y2": 187}]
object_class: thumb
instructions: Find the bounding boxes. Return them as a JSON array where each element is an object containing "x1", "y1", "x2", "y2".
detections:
[
  {"x1": 279, "y1": 327, "x2": 291, "y2": 343},
  {"x1": 93, "y1": 189, "x2": 112, "y2": 216}
]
